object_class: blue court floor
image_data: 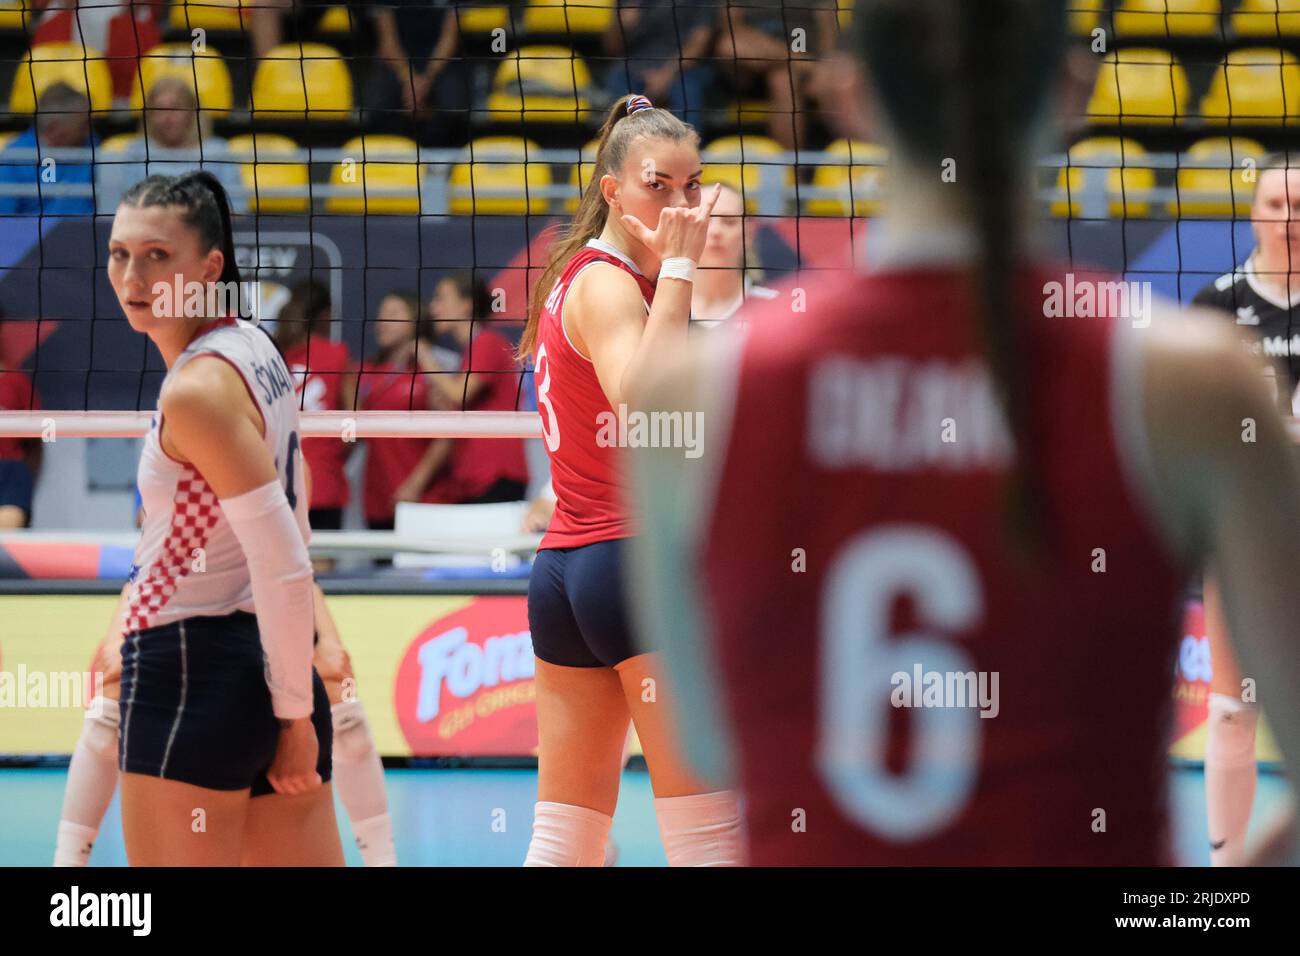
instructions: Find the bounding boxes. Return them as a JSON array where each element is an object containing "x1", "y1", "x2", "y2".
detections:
[{"x1": 0, "y1": 766, "x2": 1289, "y2": 866}]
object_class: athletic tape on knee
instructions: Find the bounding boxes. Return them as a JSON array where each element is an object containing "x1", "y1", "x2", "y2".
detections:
[
  {"x1": 82, "y1": 697, "x2": 120, "y2": 758},
  {"x1": 331, "y1": 699, "x2": 375, "y2": 763},
  {"x1": 1207, "y1": 693, "x2": 1259, "y2": 768}
]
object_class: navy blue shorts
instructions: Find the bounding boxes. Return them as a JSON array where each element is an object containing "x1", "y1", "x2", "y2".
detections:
[
  {"x1": 119, "y1": 610, "x2": 332, "y2": 796},
  {"x1": 528, "y1": 538, "x2": 638, "y2": 668},
  {"x1": 0, "y1": 459, "x2": 33, "y2": 516}
]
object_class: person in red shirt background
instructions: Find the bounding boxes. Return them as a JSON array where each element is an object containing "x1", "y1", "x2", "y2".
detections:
[
  {"x1": 31, "y1": 1, "x2": 163, "y2": 106},
  {"x1": 0, "y1": 313, "x2": 43, "y2": 529},
  {"x1": 275, "y1": 279, "x2": 357, "y2": 532},
  {"x1": 354, "y1": 290, "x2": 445, "y2": 530},
  {"x1": 421, "y1": 272, "x2": 530, "y2": 505}
]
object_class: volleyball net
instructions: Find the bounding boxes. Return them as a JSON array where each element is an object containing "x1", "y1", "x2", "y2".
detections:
[{"x1": 1, "y1": 1, "x2": 1299, "y2": 450}]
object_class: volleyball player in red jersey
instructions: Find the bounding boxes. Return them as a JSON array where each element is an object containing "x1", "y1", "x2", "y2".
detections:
[
  {"x1": 628, "y1": 0, "x2": 1300, "y2": 865},
  {"x1": 276, "y1": 279, "x2": 357, "y2": 531},
  {"x1": 518, "y1": 93, "x2": 743, "y2": 866}
]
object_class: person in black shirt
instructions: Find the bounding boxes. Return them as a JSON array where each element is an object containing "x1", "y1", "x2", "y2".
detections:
[
  {"x1": 1188, "y1": 151, "x2": 1300, "y2": 866},
  {"x1": 1192, "y1": 152, "x2": 1300, "y2": 418}
]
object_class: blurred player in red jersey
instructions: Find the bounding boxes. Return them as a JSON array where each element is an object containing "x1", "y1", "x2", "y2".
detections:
[
  {"x1": 517, "y1": 94, "x2": 743, "y2": 866},
  {"x1": 421, "y1": 272, "x2": 530, "y2": 504},
  {"x1": 0, "y1": 328, "x2": 42, "y2": 529},
  {"x1": 356, "y1": 291, "x2": 449, "y2": 530},
  {"x1": 276, "y1": 279, "x2": 357, "y2": 535},
  {"x1": 628, "y1": 0, "x2": 1300, "y2": 865}
]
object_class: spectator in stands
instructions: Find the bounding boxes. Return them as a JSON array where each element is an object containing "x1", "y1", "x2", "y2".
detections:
[
  {"x1": 95, "y1": 76, "x2": 242, "y2": 213},
  {"x1": 30, "y1": 0, "x2": 163, "y2": 107},
  {"x1": 363, "y1": 1, "x2": 471, "y2": 145},
  {"x1": 0, "y1": 83, "x2": 96, "y2": 216},
  {"x1": 0, "y1": 309, "x2": 42, "y2": 529},
  {"x1": 275, "y1": 279, "x2": 357, "y2": 533},
  {"x1": 603, "y1": 0, "x2": 720, "y2": 130},
  {"x1": 250, "y1": 0, "x2": 335, "y2": 58},
  {"x1": 714, "y1": 0, "x2": 839, "y2": 149},
  {"x1": 355, "y1": 290, "x2": 447, "y2": 530},
  {"x1": 421, "y1": 272, "x2": 529, "y2": 504}
]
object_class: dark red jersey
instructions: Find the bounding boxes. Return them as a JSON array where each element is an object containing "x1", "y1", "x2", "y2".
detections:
[
  {"x1": 702, "y1": 266, "x2": 1186, "y2": 865},
  {"x1": 283, "y1": 336, "x2": 354, "y2": 510}
]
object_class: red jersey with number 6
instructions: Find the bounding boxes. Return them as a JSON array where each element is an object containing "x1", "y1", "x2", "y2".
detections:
[
  {"x1": 701, "y1": 265, "x2": 1186, "y2": 865},
  {"x1": 535, "y1": 237, "x2": 656, "y2": 549}
]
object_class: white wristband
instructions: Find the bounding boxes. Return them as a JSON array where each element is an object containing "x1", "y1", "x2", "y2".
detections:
[{"x1": 659, "y1": 257, "x2": 696, "y2": 283}]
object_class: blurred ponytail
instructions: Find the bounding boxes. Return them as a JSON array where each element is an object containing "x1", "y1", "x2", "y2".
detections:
[{"x1": 853, "y1": 0, "x2": 1066, "y2": 552}]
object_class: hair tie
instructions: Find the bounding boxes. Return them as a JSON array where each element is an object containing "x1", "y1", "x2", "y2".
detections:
[{"x1": 626, "y1": 94, "x2": 654, "y2": 115}]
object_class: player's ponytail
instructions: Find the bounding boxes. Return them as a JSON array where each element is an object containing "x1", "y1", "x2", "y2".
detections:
[
  {"x1": 853, "y1": 0, "x2": 1066, "y2": 553},
  {"x1": 518, "y1": 94, "x2": 699, "y2": 360},
  {"x1": 120, "y1": 170, "x2": 243, "y2": 316}
]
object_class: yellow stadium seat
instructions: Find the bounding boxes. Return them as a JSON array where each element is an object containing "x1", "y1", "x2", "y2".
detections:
[
  {"x1": 1069, "y1": 0, "x2": 1106, "y2": 36},
  {"x1": 128, "y1": 43, "x2": 233, "y2": 118},
  {"x1": 227, "y1": 133, "x2": 310, "y2": 213},
  {"x1": 1052, "y1": 137, "x2": 1156, "y2": 218},
  {"x1": 0, "y1": 2, "x2": 34, "y2": 31},
  {"x1": 1201, "y1": 48, "x2": 1300, "y2": 125},
  {"x1": 701, "y1": 135, "x2": 794, "y2": 215},
  {"x1": 524, "y1": 0, "x2": 615, "y2": 34},
  {"x1": 1170, "y1": 137, "x2": 1266, "y2": 217},
  {"x1": 449, "y1": 137, "x2": 551, "y2": 215},
  {"x1": 805, "y1": 140, "x2": 885, "y2": 217},
  {"x1": 564, "y1": 138, "x2": 601, "y2": 214},
  {"x1": 9, "y1": 43, "x2": 113, "y2": 114},
  {"x1": 458, "y1": 5, "x2": 510, "y2": 33},
  {"x1": 1113, "y1": 1, "x2": 1222, "y2": 39},
  {"x1": 486, "y1": 46, "x2": 593, "y2": 124},
  {"x1": 319, "y1": 5, "x2": 354, "y2": 32},
  {"x1": 169, "y1": 1, "x2": 245, "y2": 32},
  {"x1": 1232, "y1": 0, "x2": 1300, "y2": 38},
  {"x1": 1087, "y1": 48, "x2": 1189, "y2": 126},
  {"x1": 727, "y1": 99, "x2": 775, "y2": 127},
  {"x1": 251, "y1": 43, "x2": 353, "y2": 121},
  {"x1": 327, "y1": 135, "x2": 422, "y2": 214}
]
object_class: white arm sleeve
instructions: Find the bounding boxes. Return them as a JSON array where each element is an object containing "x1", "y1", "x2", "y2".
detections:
[{"x1": 220, "y1": 480, "x2": 315, "y2": 719}]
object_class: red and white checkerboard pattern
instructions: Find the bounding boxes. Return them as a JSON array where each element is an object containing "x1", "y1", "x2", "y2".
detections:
[{"x1": 123, "y1": 467, "x2": 222, "y2": 634}]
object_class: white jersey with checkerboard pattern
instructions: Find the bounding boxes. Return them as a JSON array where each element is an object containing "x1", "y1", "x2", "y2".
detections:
[{"x1": 123, "y1": 319, "x2": 310, "y2": 635}]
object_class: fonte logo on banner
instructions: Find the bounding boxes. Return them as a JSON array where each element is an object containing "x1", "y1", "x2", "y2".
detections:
[{"x1": 394, "y1": 597, "x2": 538, "y2": 756}]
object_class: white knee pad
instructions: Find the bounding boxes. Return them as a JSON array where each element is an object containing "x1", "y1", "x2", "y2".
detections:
[
  {"x1": 524, "y1": 802, "x2": 613, "y2": 867},
  {"x1": 331, "y1": 699, "x2": 375, "y2": 763},
  {"x1": 654, "y1": 790, "x2": 746, "y2": 867},
  {"x1": 82, "y1": 697, "x2": 120, "y2": 759}
]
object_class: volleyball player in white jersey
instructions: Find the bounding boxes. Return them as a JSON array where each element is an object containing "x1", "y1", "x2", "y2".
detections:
[
  {"x1": 103, "y1": 171, "x2": 342, "y2": 865},
  {"x1": 54, "y1": 548, "x2": 396, "y2": 867}
]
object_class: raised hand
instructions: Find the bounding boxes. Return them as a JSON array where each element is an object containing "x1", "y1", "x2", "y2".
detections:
[{"x1": 620, "y1": 182, "x2": 723, "y2": 265}]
